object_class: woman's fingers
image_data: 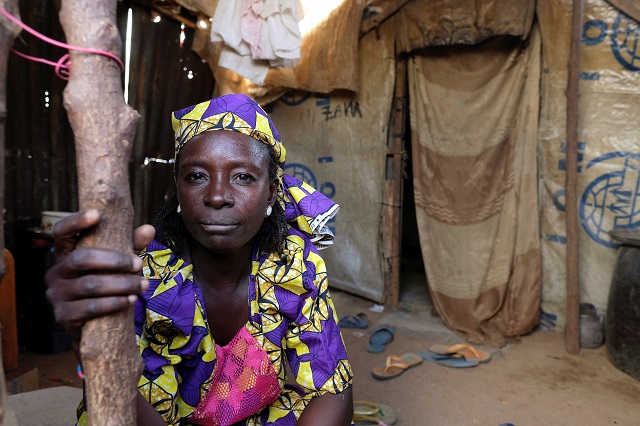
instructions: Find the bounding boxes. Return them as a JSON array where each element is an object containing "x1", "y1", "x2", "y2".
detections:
[
  {"x1": 45, "y1": 271, "x2": 149, "y2": 330},
  {"x1": 52, "y1": 209, "x2": 101, "y2": 260},
  {"x1": 46, "y1": 211, "x2": 154, "y2": 337},
  {"x1": 50, "y1": 296, "x2": 138, "y2": 330},
  {"x1": 53, "y1": 211, "x2": 155, "y2": 260},
  {"x1": 46, "y1": 273, "x2": 148, "y2": 302},
  {"x1": 53, "y1": 247, "x2": 142, "y2": 278},
  {"x1": 133, "y1": 224, "x2": 156, "y2": 254}
]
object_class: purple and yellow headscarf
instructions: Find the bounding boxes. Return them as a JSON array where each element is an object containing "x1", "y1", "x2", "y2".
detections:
[{"x1": 171, "y1": 94, "x2": 338, "y2": 248}]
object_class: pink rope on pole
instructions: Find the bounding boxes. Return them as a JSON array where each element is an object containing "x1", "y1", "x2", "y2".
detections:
[
  {"x1": 11, "y1": 50, "x2": 71, "y2": 79},
  {"x1": 0, "y1": 6, "x2": 124, "y2": 80}
]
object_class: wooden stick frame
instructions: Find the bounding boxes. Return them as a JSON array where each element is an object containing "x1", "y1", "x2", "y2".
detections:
[{"x1": 59, "y1": 0, "x2": 142, "y2": 423}]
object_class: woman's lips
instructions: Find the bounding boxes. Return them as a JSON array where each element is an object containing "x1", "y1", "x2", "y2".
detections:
[{"x1": 199, "y1": 221, "x2": 238, "y2": 232}]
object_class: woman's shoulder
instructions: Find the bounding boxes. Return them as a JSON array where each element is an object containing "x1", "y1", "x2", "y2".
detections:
[{"x1": 254, "y1": 228, "x2": 328, "y2": 299}]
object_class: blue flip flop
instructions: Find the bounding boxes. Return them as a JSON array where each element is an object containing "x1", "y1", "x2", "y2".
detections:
[
  {"x1": 418, "y1": 351, "x2": 479, "y2": 368},
  {"x1": 367, "y1": 325, "x2": 395, "y2": 353},
  {"x1": 338, "y1": 313, "x2": 369, "y2": 329}
]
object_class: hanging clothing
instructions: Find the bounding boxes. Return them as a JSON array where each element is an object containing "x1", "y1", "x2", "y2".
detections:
[{"x1": 210, "y1": 0, "x2": 303, "y2": 84}]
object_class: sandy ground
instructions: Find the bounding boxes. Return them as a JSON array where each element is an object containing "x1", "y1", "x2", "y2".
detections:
[
  {"x1": 334, "y1": 290, "x2": 640, "y2": 426},
  {"x1": 5, "y1": 288, "x2": 640, "y2": 425}
]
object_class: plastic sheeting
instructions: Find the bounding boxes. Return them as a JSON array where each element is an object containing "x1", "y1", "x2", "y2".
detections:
[
  {"x1": 408, "y1": 27, "x2": 542, "y2": 346},
  {"x1": 538, "y1": 0, "x2": 640, "y2": 327},
  {"x1": 262, "y1": 18, "x2": 397, "y2": 302}
]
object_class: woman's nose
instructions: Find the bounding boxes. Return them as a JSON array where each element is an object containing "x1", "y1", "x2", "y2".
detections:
[{"x1": 205, "y1": 177, "x2": 233, "y2": 207}]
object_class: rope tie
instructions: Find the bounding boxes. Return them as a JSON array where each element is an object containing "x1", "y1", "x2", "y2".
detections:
[{"x1": 0, "y1": 6, "x2": 124, "y2": 80}]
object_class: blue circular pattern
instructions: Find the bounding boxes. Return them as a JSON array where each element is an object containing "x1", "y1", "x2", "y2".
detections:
[
  {"x1": 582, "y1": 19, "x2": 608, "y2": 46},
  {"x1": 611, "y1": 13, "x2": 640, "y2": 72}
]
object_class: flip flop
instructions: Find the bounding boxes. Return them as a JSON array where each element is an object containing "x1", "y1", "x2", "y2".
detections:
[
  {"x1": 429, "y1": 343, "x2": 491, "y2": 363},
  {"x1": 354, "y1": 401, "x2": 380, "y2": 416},
  {"x1": 371, "y1": 353, "x2": 423, "y2": 380},
  {"x1": 418, "y1": 351, "x2": 479, "y2": 368},
  {"x1": 338, "y1": 313, "x2": 369, "y2": 329},
  {"x1": 367, "y1": 325, "x2": 395, "y2": 353},
  {"x1": 353, "y1": 401, "x2": 398, "y2": 424},
  {"x1": 353, "y1": 401, "x2": 398, "y2": 425},
  {"x1": 353, "y1": 402, "x2": 398, "y2": 425}
]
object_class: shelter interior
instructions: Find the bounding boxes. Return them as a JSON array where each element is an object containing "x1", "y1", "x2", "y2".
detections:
[{"x1": 2, "y1": 0, "x2": 640, "y2": 425}]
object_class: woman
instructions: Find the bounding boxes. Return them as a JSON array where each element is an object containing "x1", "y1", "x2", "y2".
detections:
[{"x1": 45, "y1": 94, "x2": 354, "y2": 425}]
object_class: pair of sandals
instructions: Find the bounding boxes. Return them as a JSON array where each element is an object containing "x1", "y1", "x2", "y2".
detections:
[
  {"x1": 370, "y1": 342, "x2": 492, "y2": 380},
  {"x1": 418, "y1": 343, "x2": 492, "y2": 368}
]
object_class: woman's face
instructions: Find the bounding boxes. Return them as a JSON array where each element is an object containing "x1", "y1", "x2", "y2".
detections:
[{"x1": 176, "y1": 131, "x2": 276, "y2": 254}]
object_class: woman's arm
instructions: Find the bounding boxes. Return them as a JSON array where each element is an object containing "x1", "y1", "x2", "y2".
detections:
[{"x1": 297, "y1": 387, "x2": 353, "y2": 426}]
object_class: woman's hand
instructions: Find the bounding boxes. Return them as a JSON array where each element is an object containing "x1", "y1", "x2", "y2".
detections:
[{"x1": 44, "y1": 209, "x2": 155, "y2": 353}]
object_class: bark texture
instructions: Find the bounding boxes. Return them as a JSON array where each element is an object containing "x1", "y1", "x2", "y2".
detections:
[
  {"x1": 0, "y1": 1, "x2": 21, "y2": 424},
  {"x1": 59, "y1": 1, "x2": 141, "y2": 424}
]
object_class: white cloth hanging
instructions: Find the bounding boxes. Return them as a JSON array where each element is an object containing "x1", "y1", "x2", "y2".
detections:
[{"x1": 210, "y1": 0, "x2": 303, "y2": 84}]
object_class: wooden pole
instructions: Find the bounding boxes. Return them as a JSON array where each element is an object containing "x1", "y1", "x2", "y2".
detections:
[
  {"x1": 565, "y1": 0, "x2": 583, "y2": 355},
  {"x1": 58, "y1": 1, "x2": 142, "y2": 424},
  {"x1": 382, "y1": 57, "x2": 407, "y2": 307},
  {"x1": 0, "y1": 0, "x2": 19, "y2": 280},
  {"x1": 0, "y1": 1, "x2": 21, "y2": 424}
]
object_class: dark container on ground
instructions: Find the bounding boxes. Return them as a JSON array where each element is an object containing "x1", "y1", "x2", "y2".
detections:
[{"x1": 606, "y1": 229, "x2": 640, "y2": 380}]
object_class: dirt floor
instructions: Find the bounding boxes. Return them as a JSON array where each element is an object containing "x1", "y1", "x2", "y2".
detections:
[
  {"x1": 5, "y1": 286, "x2": 640, "y2": 425},
  {"x1": 335, "y1": 290, "x2": 640, "y2": 426}
]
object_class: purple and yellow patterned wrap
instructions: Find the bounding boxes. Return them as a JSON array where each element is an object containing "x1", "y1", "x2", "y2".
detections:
[
  {"x1": 75, "y1": 95, "x2": 352, "y2": 425},
  {"x1": 171, "y1": 94, "x2": 339, "y2": 249}
]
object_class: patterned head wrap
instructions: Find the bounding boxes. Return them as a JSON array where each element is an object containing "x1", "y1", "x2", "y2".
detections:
[{"x1": 171, "y1": 94, "x2": 339, "y2": 248}]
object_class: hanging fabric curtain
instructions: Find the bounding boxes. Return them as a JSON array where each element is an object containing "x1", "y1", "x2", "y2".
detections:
[{"x1": 408, "y1": 26, "x2": 542, "y2": 346}]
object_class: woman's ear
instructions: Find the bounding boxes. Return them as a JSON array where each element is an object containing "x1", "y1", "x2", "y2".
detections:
[{"x1": 268, "y1": 183, "x2": 277, "y2": 207}]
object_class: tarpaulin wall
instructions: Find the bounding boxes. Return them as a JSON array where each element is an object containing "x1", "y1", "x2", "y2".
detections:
[
  {"x1": 183, "y1": 1, "x2": 581, "y2": 342},
  {"x1": 538, "y1": 0, "x2": 640, "y2": 327},
  {"x1": 186, "y1": 0, "x2": 392, "y2": 300},
  {"x1": 408, "y1": 27, "x2": 542, "y2": 346},
  {"x1": 264, "y1": 19, "x2": 397, "y2": 302}
]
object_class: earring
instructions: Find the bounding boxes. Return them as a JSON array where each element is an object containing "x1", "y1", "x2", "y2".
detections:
[
  {"x1": 177, "y1": 204, "x2": 181, "y2": 214},
  {"x1": 265, "y1": 205, "x2": 272, "y2": 217}
]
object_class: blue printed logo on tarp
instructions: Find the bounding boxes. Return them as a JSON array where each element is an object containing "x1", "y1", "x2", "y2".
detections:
[
  {"x1": 611, "y1": 13, "x2": 640, "y2": 71},
  {"x1": 580, "y1": 152, "x2": 640, "y2": 248},
  {"x1": 582, "y1": 13, "x2": 640, "y2": 72},
  {"x1": 548, "y1": 145, "x2": 640, "y2": 248}
]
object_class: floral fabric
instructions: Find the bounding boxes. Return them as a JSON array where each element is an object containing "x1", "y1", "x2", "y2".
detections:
[{"x1": 77, "y1": 233, "x2": 352, "y2": 425}]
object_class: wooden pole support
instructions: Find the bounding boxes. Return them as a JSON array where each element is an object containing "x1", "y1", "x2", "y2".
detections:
[
  {"x1": 0, "y1": 0, "x2": 20, "y2": 280},
  {"x1": 59, "y1": 1, "x2": 142, "y2": 424},
  {"x1": 565, "y1": 0, "x2": 584, "y2": 355},
  {"x1": 382, "y1": 57, "x2": 407, "y2": 307},
  {"x1": 0, "y1": 1, "x2": 21, "y2": 424}
]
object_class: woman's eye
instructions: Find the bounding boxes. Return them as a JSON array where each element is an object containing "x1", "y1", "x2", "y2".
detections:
[
  {"x1": 235, "y1": 173, "x2": 255, "y2": 184},
  {"x1": 185, "y1": 172, "x2": 206, "y2": 182}
]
